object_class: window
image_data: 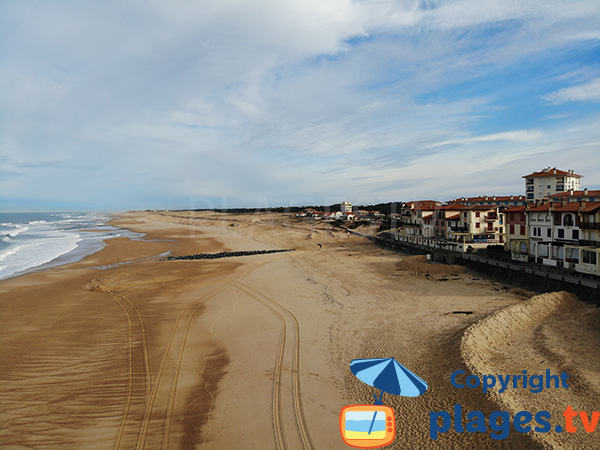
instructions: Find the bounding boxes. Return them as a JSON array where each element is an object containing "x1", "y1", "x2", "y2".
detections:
[
  {"x1": 572, "y1": 230, "x2": 579, "y2": 240},
  {"x1": 582, "y1": 250, "x2": 597, "y2": 265},
  {"x1": 510, "y1": 224, "x2": 515, "y2": 234},
  {"x1": 564, "y1": 214, "x2": 573, "y2": 226},
  {"x1": 558, "y1": 229, "x2": 564, "y2": 239},
  {"x1": 476, "y1": 212, "x2": 480, "y2": 218},
  {"x1": 547, "y1": 228, "x2": 551, "y2": 238},
  {"x1": 476, "y1": 222, "x2": 480, "y2": 228}
]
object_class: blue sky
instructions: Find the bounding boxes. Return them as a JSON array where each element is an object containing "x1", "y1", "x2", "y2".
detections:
[{"x1": 1, "y1": 0, "x2": 599, "y2": 211}]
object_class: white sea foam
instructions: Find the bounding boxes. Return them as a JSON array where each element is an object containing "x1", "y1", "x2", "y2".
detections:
[
  {"x1": 0, "y1": 212, "x2": 138, "y2": 281},
  {"x1": 7, "y1": 226, "x2": 29, "y2": 237},
  {"x1": 0, "y1": 246, "x2": 21, "y2": 262},
  {"x1": 0, "y1": 231, "x2": 82, "y2": 279}
]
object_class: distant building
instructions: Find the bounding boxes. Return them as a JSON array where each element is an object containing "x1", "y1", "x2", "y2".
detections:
[
  {"x1": 451, "y1": 195, "x2": 526, "y2": 207},
  {"x1": 522, "y1": 167, "x2": 582, "y2": 201},
  {"x1": 340, "y1": 201, "x2": 352, "y2": 213},
  {"x1": 547, "y1": 189, "x2": 600, "y2": 203}
]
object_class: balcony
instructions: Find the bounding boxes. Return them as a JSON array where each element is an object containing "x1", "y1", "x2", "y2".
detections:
[
  {"x1": 526, "y1": 186, "x2": 534, "y2": 192},
  {"x1": 580, "y1": 222, "x2": 600, "y2": 230},
  {"x1": 580, "y1": 239, "x2": 600, "y2": 248},
  {"x1": 449, "y1": 226, "x2": 469, "y2": 233},
  {"x1": 484, "y1": 214, "x2": 498, "y2": 222},
  {"x1": 526, "y1": 179, "x2": 534, "y2": 185},
  {"x1": 400, "y1": 221, "x2": 421, "y2": 227}
]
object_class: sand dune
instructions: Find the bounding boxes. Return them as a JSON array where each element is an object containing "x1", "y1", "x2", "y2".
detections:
[{"x1": 462, "y1": 291, "x2": 600, "y2": 449}]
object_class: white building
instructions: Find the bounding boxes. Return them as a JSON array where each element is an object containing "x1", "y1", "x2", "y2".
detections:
[
  {"x1": 340, "y1": 201, "x2": 352, "y2": 213},
  {"x1": 522, "y1": 168, "x2": 582, "y2": 201}
]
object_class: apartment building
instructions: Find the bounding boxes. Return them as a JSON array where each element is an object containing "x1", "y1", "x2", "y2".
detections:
[{"x1": 522, "y1": 168, "x2": 582, "y2": 201}]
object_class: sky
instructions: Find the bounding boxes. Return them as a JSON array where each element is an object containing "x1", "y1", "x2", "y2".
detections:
[{"x1": 1, "y1": 0, "x2": 599, "y2": 211}]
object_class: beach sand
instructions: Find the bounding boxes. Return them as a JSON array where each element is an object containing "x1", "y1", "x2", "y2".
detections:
[{"x1": 1, "y1": 211, "x2": 598, "y2": 449}]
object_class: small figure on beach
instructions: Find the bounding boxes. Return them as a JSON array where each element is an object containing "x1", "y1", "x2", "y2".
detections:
[{"x1": 317, "y1": 243, "x2": 322, "y2": 250}]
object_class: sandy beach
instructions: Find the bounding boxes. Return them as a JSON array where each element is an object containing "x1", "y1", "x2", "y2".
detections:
[{"x1": 1, "y1": 211, "x2": 598, "y2": 449}]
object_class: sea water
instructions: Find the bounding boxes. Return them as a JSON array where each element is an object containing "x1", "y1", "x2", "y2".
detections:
[{"x1": 0, "y1": 212, "x2": 143, "y2": 281}]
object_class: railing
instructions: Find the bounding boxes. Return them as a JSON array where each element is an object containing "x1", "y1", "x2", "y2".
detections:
[
  {"x1": 580, "y1": 222, "x2": 600, "y2": 230},
  {"x1": 449, "y1": 226, "x2": 469, "y2": 233},
  {"x1": 399, "y1": 221, "x2": 421, "y2": 227},
  {"x1": 580, "y1": 240, "x2": 600, "y2": 248},
  {"x1": 484, "y1": 214, "x2": 498, "y2": 222}
]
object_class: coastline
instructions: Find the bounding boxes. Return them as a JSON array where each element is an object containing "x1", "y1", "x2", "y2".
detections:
[
  {"x1": 0, "y1": 213, "x2": 146, "y2": 281},
  {"x1": 1, "y1": 211, "x2": 598, "y2": 449}
]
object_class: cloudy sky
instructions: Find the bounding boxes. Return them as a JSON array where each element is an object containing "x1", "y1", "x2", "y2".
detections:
[{"x1": 1, "y1": 0, "x2": 599, "y2": 211}]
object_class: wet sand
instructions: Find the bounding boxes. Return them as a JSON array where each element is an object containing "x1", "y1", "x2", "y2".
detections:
[{"x1": 1, "y1": 211, "x2": 598, "y2": 449}]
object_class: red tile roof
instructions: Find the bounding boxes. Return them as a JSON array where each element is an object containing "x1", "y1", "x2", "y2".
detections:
[
  {"x1": 522, "y1": 168, "x2": 582, "y2": 178},
  {"x1": 548, "y1": 190, "x2": 600, "y2": 198},
  {"x1": 446, "y1": 213, "x2": 461, "y2": 220},
  {"x1": 526, "y1": 203, "x2": 552, "y2": 212},
  {"x1": 552, "y1": 203, "x2": 582, "y2": 212},
  {"x1": 441, "y1": 203, "x2": 469, "y2": 210},
  {"x1": 468, "y1": 204, "x2": 498, "y2": 211},
  {"x1": 503, "y1": 206, "x2": 526, "y2": 213}
]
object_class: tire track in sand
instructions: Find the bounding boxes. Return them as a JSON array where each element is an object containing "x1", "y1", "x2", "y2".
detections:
[
  {"x1": 136, "y1": 282, "x2": 231, "y2": 450},
  {"x1": 224, "y1": 277, "x2": 315, "y2": 450},
  {"x1": 159, "y1": 254, "x2": 295, "y2": 450}
]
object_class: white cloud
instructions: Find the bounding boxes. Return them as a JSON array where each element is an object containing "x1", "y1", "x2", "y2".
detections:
[
  {"x1": 544, "y1": 78, "x2": 600, "y2": 104},
  {"x1": 1, "y1": 1, "x2": 599, "y2": 209}
]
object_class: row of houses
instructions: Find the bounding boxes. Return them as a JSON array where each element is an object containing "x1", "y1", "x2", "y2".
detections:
[
  {"x1": 391, "y1": 190, "x2": 600, "y2": 277},
  {"x1": 296, "y1": 203, "x2": 383, "y2": 221}
]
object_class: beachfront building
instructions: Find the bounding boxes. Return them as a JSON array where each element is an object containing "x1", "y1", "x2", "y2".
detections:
[
  {"x1": 543, "y1": 203, "x2": 583, "y2": 268},
  {"x1": 503, "y1": 206, "x2": 529, "y2": 261},
  {"x1": 547, "y1": 189, "x2": 600, "y2": 203},
  {"x1": 524, "y1": 201, "x2": 589, "y2": 268},
  {"x1": 522, "y1": 168, "x2": 582, "y2": 201},
  {"x1": 340, "y1": 201, "x2": 352, "y2": 213},
  {"x1": 393, "y1": 201, "x2": 504, "y2": 253},
  {"x1": 526, "y1": 203, "x2": 553, "y2": 263},
  {"x1": 455, "y1": 205, "x2": 504, "y2": 247},
  {"x1": 393, "y1": 201, "x2": 440, "y2": 247},
  {"x1": 434, "y1": 204, "x2": 466, "y2": 240},
  {"x1": 574, "y1": 202, "x2": 600, "y2": 276},
  {"x1": 451, "y1": 195, "x2": 526, "y2": 207}
]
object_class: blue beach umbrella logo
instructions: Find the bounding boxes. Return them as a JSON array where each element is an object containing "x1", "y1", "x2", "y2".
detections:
[
  {"x1": 350, "y1": 357, "x2": 428, "y2": 404},
  {"x1": 340, "y1": 357, "x2": 428, "y2": 448}
]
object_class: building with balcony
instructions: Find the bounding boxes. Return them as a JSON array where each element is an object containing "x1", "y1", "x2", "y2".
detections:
[
  {"x1": 504, "y1": 206, "x2": 529, "y2": 261},
  {"x1": 522, "y1": 167, "x2": 582, "y2": 201},
  {"x1": 571, "y1": 202, "x2": 600, "y2": 276}
]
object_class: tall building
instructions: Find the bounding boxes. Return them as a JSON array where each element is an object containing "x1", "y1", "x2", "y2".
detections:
[
  {"x1": 522, "y1": 168, "x2": 582, "y2": 201},
  {"x1": 340, "y1": 201, "x2": 352, "y2": 212}
]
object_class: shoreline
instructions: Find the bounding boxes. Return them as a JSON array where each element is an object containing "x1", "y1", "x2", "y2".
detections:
[
  {"x1": 0, "y1": 213, "x2": 145, "y2": 281},
  {"x1": 1, "y1": 211, "x2": 598, "y2": 449}
]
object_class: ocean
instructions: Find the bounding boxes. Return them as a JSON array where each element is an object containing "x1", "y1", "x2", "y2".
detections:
[{"x1": 0, "y1": 212, "x2": 143, "y2": 281}]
